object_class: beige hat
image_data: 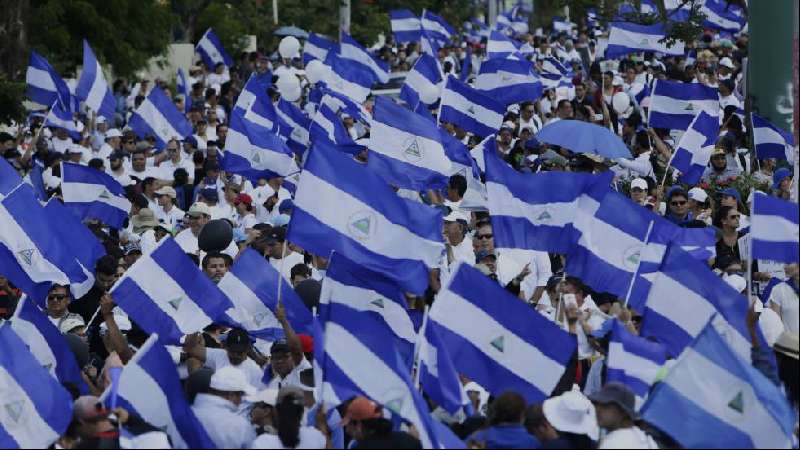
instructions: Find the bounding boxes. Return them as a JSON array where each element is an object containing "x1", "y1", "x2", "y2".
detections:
[
  {"x1": 155, "y1": 186, "x2": 177, "y2": 199},
  {"x1": 132, "y1": 208, "x2": 159, "y2": 233},
  {"x1": 210, "y1": 367, "x2": 256, "y2": 396},
  {"x1": 774, "y1": 332, "x2": 799, "y2": 360},
  {"x1": 187, "y1": 202, "x2": 212, "y2": 217}
]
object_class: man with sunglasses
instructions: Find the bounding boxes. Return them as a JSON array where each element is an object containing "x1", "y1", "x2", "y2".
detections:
[
  {"x1": 45, "y1": 284, "x2": 86, "y2": 334},
  {"x1": 664, "y1": 186, "x2": 693, "y2": 225}
]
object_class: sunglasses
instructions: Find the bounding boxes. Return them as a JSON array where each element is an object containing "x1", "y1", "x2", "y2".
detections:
[
  {"x1": 48, "y1": 294, "x2": 68, "y2": 301},
  {"x1": 477, "y1": 233, "x2": 494, "y2": 240},
  {"x1": 670, "y1": 200, "x2": 687, "y2": 206}
]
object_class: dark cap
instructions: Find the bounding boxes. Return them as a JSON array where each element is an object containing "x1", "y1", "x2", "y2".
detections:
[
  {"x1": 265, "y1": 226, "x2": 286, "y2": 243},
  {"x1": 270, "y1": 339, "x2": 291, "y2": 355},
  {"x1": 224, "y1": 328, "x2": 251, "y2": 353},
  {"x1": 588, "y1": 382, "x2": 637, "y2": 420},
  {"x1": 475, "y1": 250, "x2": 497, "y2": 262},
  {"x1": 200, "y1": 188, "x2": 218, "y2": 202},
  {"x1": 109, "y1": 151, "x2": 125, "y2": 161}
]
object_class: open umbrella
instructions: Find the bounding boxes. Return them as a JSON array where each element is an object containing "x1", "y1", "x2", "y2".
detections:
[
  {"x1": 273, "y1": 26, "x2": 309, "y2": 39},
  {"x1": 534, "y1": 119, "x2": 632, "y2": 159}
]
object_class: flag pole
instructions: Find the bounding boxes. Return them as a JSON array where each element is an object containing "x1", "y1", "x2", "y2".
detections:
[
  {"x1": 276, "y1": 240, "x2": 288, "y2": 308},
  {"x1": 746, "y1": 189, "x2": 755, "y2": 306},
  {"x1": 412, "y1": 304, "x2": 430, "y2": 389},
  {"x1": 623, "y1": 220, "x2": 655, "y2": 309}
]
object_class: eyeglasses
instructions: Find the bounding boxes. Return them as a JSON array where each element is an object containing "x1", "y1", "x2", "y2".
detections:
[
  {"x1": 477, "y1": 233, "x2": 494, "y2": 240},
  {"x1": 47, "y1": 294, "x2": 68, "y2": 302},
  {"x1": 670, "y1": 200, "x2": 687, "y2": 206}
]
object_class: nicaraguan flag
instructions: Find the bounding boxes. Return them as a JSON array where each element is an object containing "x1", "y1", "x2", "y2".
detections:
[
  {"x1": 323, "y1": 52, "x2": 375, "y2": 103},
  {"x1": 0, "y1": 158, "x2": 22, "y2": 197},
  {"x1": 487, "y1": 30, "x2": 520, "y2": 60},
  {"x1": 752, "y1": 114, "x2": 794, "y2": 161},
  {"x1": 420, "y1": 29, "x2": 442, "y2": 58},
  {"x1": 701, "y1": 0, "x2": 746, "y2": 33},
  {"x1": 390, "y1": 9, "x2": 421, "y2": 43},
  {"x1": 419, "y1": 314, "x2": 469, "y2": 415},
  {"x1": 10, "y1": 295, "x2": 88, "y2": 394},
  {"x1": 367, "y1": 97, "x2": 451, "y2": 191},
  {"x1": 128, "y1": 86, "x2": 193, "y2": 150},
  {"x1": 0, "y1": 184, "x2": 87, "y2": 303},
  {"x1": 607, "y1": 319, "x2": 666, "y2": 408},
  {"x1": 110, "y1": 238, "x2": 234, "y2": 344},
  {"x1": 476, "y1": 58, "x2": 542, "y2": 106},
  {"x1": 641, "y1": 318, "x2": 795, "y2": 449},
  {"x1": 287, "y1": 144, "x2": 444, "y2": 295},
  {"x1": 308, "y1": 96, "x2": 359, "y2": 153},
  {"x1": 303, "y1": 33, "x2": 338, "y2": 65},
  {"x1": 177, "y1": 67, "x2": 192, "y2": 112},
  {"x1": 670, "y1": 111, "x2": 720, "y2": 186},
  {"x1": 400, "y1": 53, "x2": 443, "y2": 108},
  {"x1": 234, "y1": 72, "x2": 279, "y2": 132},
  {"x1": 75, "y1": 40, "x2": 116, "y2": 121},
  {"x1": 641, "y1": 246, "x2": 752, "y2": 359},
  {"x1": 222, "y1": 110, "x2": 299, "y2": 181},
  {"x1": 218, "y1": 248, "x2": 312, "y2": 340},
  {"x1": 751, "y1": 192, "x2": 799, "y2": 264},
  {"x1": 440, "y1": 75, "x2": 505, "y2": 138},
  {"x1": 25, "y1": 51, "x2": 71, "y2": 110},
  {"x1": 100, "y1": 335, "x2": 217, "y2": 449},
  {"x1": 0, "y1": 325, "x2": 74, "y2": 449},
  {"x1": 421, "y1": 10, "x2": 455, "y2": 44},
  {"x1": 44, "y1": 101, "x2": 81, "y2": 141},
  {"x1": 195, "y1": 28, "x2": 233, "y2": 68},
  {"x1": 606, "y1": 22, "x2": 685, "y2": 59},
  {"x1": 648, "y1": 79, "x2": 719, "y2": 131},
  {"x1": 317, "y1": 296, "x2": 444, "y2": 449},
  {"x1": 430, "y1": 263, "x2": 577, "y2": 403},
  {"x1": 320, "y1": 253, "x2": 416, "y2": 367},
  {"x1": 485, "y1": 145, "x2": 612, "y2": 254},
  {"x1": 275, "y1": 99, "x2": 311, "y2": 156},
  {"x1": 61, "y1": 162, "x2": 132, "y2": 229},
  {"x1": 340, "y1": 33, "x2": 389, "y2": 84}
]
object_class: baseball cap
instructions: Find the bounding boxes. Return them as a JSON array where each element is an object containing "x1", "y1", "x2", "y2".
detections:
[
  {"x1": 109, "y1": 151, "x2": 125, "y2": 161},
  {"x1": 720, "y1": 187, "x2": 741, "y2": 204},
  {"x1": 155, "y1": 186, "x2": 177, "y2": 199},
  {"x1": 773, "y1": 168, "x2": 792, "y2": 189},
  {"x1": 444, "y1": 209, "x2": 469, "y2": 224},
  {"x1": 265, "y1": 226, "x2": 286, "y2": 243},
  {"x1": 630, "y1": 178, "x2": 648, "y2": 191},
  {"x1": 270, "y1": 339, "x2": 291, "y2": 355},
  {"x1": 224, "y1": 328, "x2": 251, "y2": 353},
  {"x1": 96, "y1": 116, "x2": 107, "y2": 125},
  {"x1": 209, "y1": 366, "x2": 256, "y2": 396},
  {"x1": 341, "y1": 397, "x2": 382, "y2": 425},
  {"x1": 105, "y1": 129, "x2": 122, "y2": 139},
  {"x1": 475, "y1": 250, "x2": 497, "y2": 262},
  {"x1": 719, "y1": 57, "x2": 735, "y2": 69},
  {"x1": 588, "y1": 382, "x2": 637, "y2": 420},
  {"x1": 233, "y1": 193, "x2": 253, "y2": 206},
  {"x1": 200, "y1": 188, "x2": 218, "y2": 202},
  {"x1": 187, "y1": 202, "x2": 212, "y2": 217},
  {"x1": 688, "y1": 187, "x2": 708, "y2": 203},
  {"x1": 247, "y1": 388, "x2": 279, "y2": 406},
  {"x1": 278, "y1": 200, "x2": 294, "y2": 215}
]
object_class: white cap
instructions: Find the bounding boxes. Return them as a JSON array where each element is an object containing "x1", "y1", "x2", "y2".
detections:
[
  {"x1": 631, "y1": 178, "x2": 648, "y2": 191},
  {"x1": 247, "y1": 388, "x2": 279, "y2": 406},
  {"x1": 719, "y1": 57, "x2": 735, "y2": 69},
  {"x1": 724, "y1": 274, "x2": 747, "y2": 293},
  {"x1": 96, "y1": 116, "x2": 107, "y2": 124},
  {"x1": 187, "y1": 202, "x2": 212, "y2": 217},
  {"x1": 61, "y1": 316, "x2": 86, "y2": 333},
  {"x1": 543, "y1": 390, "x2": 599, "y2": 441},
  {"x1": 688, "y1": 187, "x2": 708, "y2": 203},
  {"x1": 612, "y1": 75, "x2": 624, "y2": 86},
  {"x1": 100, "y1": 314, "x2": 132, "y2": 333},
  {"x1": 444, "y1": 210, "x2": 469, "y2": 223},
  {"x1": 210, "y1": 367, "x2": 256, "y2": 396},
  {"x1": 105, "y1": 129, "x2": 123, "y2": 139}
]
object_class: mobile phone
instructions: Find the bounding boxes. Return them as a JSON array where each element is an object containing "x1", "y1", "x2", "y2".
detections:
[
  {"x1": 563, "y1": 293, "x2": 578, "y2": 309},
  {"x1": 594, "y1": 113, "x2": 604, "y2": 121}
]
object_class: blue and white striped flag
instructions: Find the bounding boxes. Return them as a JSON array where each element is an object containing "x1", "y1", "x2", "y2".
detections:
[
  {"x1": 0, "y1": 158, "x2": 22, "y2": 197},
  {"x1": 0, "y1": 325, "x2": 74, "y2": 449},
  {"x1": 440, "y1": 75, "x2": 505, "y2": 138},
  {"x1": 540, "y1": 56, "x2": 571, "y2": 79},
  {"x1": 648, "y1": 79, "x2": 719, "y2": 131},
  {"x1": 25, "y1": 51, "x2": 71, "y2": 110},
  {"x1": 222, "y1": 110, "x2": 299, "y2": 181},
  {"x1": 476, "y1": 58, "x2": 542, "y2": 106},
  {"x1": 552, "y1": 17, "x2": 573, "y2": 33},
  {"x1": 288, "y1": 144, "x2": 444, "y2": 295},
  {"x1": 420, "y1": 30, "x2": 442, "y2": 58},
  {"x1": 101, "y1": 335, "x2": 217, "y2": 449},
  {"x1": 485, "y1": 145, "x2": 612, "y2": 254},
  {"x1": 177, "y1": 67, "x2": 192, "y2": 112},
  {"x1": 75, "y1": 40, "x2": 116, "y2": 121},
  {"x1": 195, "y1": 28, "x2": 233, "y2": 68},
  {"x1": 308, "y1": 96, "x2": 359, "y2": 152},
  {"x1": 641, "y1": 318, "x2": 795, "y2": 449},
  {"x1": 317, "y1": 295, "x2": 443, "y2": 449},
  {"x1": 303, "y1": 33, "x2": 338, "y2": 65},
  {"x1": 61, "y1": 162, "x2": 132, "y2": 229},
  {"x1": 487, "y1": 30, "x2": 520, "y2": 60},
  {"x1": 234, "y1": 72, "x2": 278, "y2": 132},
  {"x1": 276, "y1": 99, "x2": 311, "y2": 156},
  {"x1": 0, "y1": 184, "x2": 88, "y2": 303},
  {"x1": 752, "y1": 114, "x2": 794, "y2": 161},
  {"x1": 430, "y1": 263, "x2": 577, "y2": 403},
  {"x1": 607, "y1": 320, "x2": 666, "y2": 408},
  {"x1": 10, "y1": 295, "x2": 88, "y2": 393},
  {"x1": 606, "y1": 22, "x2": 685, "y2": 59},
  {"x1": 418, "y1": 313, "x2": 469, "y2": 415},
  {"x1": 751, "y1": 192, "x2": 799, "y2": 264},
  {"x1": 701, "y1": 0, "x2": 746, "y2": 33},
  {"x1": 218, "y1": 248, "x2": 312, "y2": 340},
  {"x1": 44, "y1": 101, "x2": 81, "y2": 141},
  {"x1": 128, "y1": 86, "x2": 193, "y2": 150},
  {"x1": 641, "y1": 246, "x2": 751, "y2": 359},
  {"x1": 367, "y1": 97, "x2": 451, "y2": 191},
  {"x1": 670, "y1": 111, "x2": 720, "y2": 186},
  {"x1": 323, "y1": 52, "x2": 375, "y2": 103},
  {"x1": 390, "y1": 9, "x2": 421, "y2": 43},
  {"x1": 320, "y1": 253, "x2": 416, "y2": 366},
  {"x1": 400, "y1": 53, "x2": 443, "y2": 108},
  {"x1": 110, "y1": 238, "x2": 234, "y2": 344},
  {"x1": 421, "y1": 10, "x2": 455, "y2": 44},
  {"x1": 340, "y1": 33, "x2": 389, "y2": 84}
]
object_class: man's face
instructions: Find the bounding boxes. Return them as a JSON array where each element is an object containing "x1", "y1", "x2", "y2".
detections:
[
  {"x1": 46, "y1": 287, "x2": 70, "y2": 317},
  {"x1": 271, "y1": 351, "x2": 294, "y2": 378},
  {"x1": 558, "y1": 102, "x2": 574, "y2": 119},
  {"x1": 96, "y1": 272, "x2": 117, "y2": 293},
  {"x1": 499, "y1": 130, "x2": 512, "y2": 145},
  {"x1": 594, "y1": 402, "x2": 625, "y2": 430},
  {"x1": 132, "y1": 154, "x2": 146, "y2": 172},
  {"x1": 575, "y1": 84, "x2": 586, "y2": 99},
  {"x1": 444, "y1": 221, "x2": 464, "y2": 245},
  {"x1": 110, "y1": 158, "x2": 123, "y2": 171},
  {"x1": 720, "y1": 195, "x2": 738, "y2": 208},
  {"x1": 723, "y1": 209, "x2": 741, "y2": 230},
  {"x1": 158, "y1": 195, "x2": 171, "y2": 208},
  {"x1": 473, "y1": 225, "x2": 494, "y2": 253},
  {"x1": 521, "y1": 105, "x2": 534, "y2": 120},
  {"x1": 204, "y1": 257, "x2": 228, "y2": 283},
  {"x1": 266, "y1": 240, "x2": 284, "y2": 259},
  {"x1": 123, "y1": 139, "x2": 136, "y2": 152},
  {"x1": 226, "y1": 347, "x2": 248, "y2": 366},
  {"x1": 630, "y1": 187, "x2": 646, "y2": 204},
  {"x1": 669, "y1": 195, "x2": 689, "y2": 217},
  {"x1": 166, "y1": 143, "x2": 179, "y2": 160},
  {"x1": 188, "y1": 214, "x2": 209, "y2": 234},
  {"x1": 217, "y1": 126, "x2": 228, "y2": 143},
  {"x1": 711, "y1": 154, "x2": 727, "y2": 170}
]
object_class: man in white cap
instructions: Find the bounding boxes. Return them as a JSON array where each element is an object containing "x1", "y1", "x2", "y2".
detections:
[
  {"x1": 84, "y1": 127, "x2": 119, "y2": 163},
  {"x1": 628, "y1": 178, "x2": 649, "y2": 206},
  {"x1": 687, "y1": 187, "x2": 712, "y2": 225},
  {"x1": 175, "y1": 202, "x2": 212, "y2": 255},
  {"x1": 443, "y1": 209, "x2": 475, "y2": 271},
  {"x1": 525, "y1": 389, "x2": 599, "y2": 448},
  {"x1": 192, "y1": 366, "x2": 258, "y2": 449},
  {"x1": 155, "y1": 185, "x2": 185, "y2": 231}
]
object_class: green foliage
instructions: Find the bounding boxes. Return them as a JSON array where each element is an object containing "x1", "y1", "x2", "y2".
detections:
[
  {"x1": 0, "y1": 75, "x2": 26, "y2": 125},
  {"x1": 28, "y1": 0, "x2": 174, "y2": 78}
]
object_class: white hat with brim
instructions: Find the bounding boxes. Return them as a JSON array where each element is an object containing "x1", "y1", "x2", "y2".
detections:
[
  {"x1": 105, "y1": 129, "x2": 122, "y2": 139},
  {"x1": 210, "y1": 366, "x2": 256, "y2": 396},
  {"x1": 247, "y1": 388, "x2": 279, "y2": 406},
  {"x1": 688, "y1": 187, "x2": 708, "y2": 203},
  {"x1": 631, "y1": 178, "x2": 648, "y2": 191},
  {"x1": 543, "y1": 390, "x2": 600, "y2": 441},
  {"x1": 187, "y1": 202, "x2": 212, "y2": 217}
]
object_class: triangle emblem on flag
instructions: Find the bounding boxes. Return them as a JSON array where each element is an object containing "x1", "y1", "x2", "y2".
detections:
[
  {"x1": 4, "y1": 401, "x2": 24, "y2": 423},
  {"x1": 385, "y1": 398, "x2": 404, "y2": 414},
  {"x1": 98, "y1": 189, "x2": 112, "y2": 200},
  {"x1": 17, "y1": 249, "x2": 35, "y2": 266},
  {"x1": 685, "y1": 103, "x2": 695, "y2": 111},
  {"x1": 537, "y1": 210, "x2": 552, "y2": 221},
  {"x1": 728, "y1": 391, "x2": 744, "y2": 414},
  {"x1": 490, "y1": 335, "x2": 505, "y2": 353},
  {"x1": 347, "y1": 211, "x2": 376, "y2": 241},
  {"x1": 168, "y1": 296, "x2": 184, "y2": 311},
  {"x1": 467, "y1": 105, "x2": 476, "y2": 116},
  {"x1": 370, "y1": 298, "x2": 385, "y2": 309},
  {"x1": 639, "y1": 38, "x2": 650, "y2": 46},
  {"x1": 252, "y1": 151, "x2": 262, "y2": 165},
  {"x1": 353, "y1": 218, "x2": 370, "y2": 235},
  {"x1": 253, "y1": 313, "x2": 267, "y2": 327},
  {"x1": 404, "y1": 139, "x2": 422, "y2": 160}
]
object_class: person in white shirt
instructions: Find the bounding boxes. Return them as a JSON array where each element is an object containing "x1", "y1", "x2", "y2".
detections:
[
  {"x1": 265, "y1": 340, "x2": 304, "y2": 391},
  {"x1": 205, "y1": 63, "x2": 231, "y2": 93},
  {"x1": 519, "y1": 101, "x2": 544, "y2": 134},
  {"x1": 192, "y1": 366, "x2": 258, "y2": 449},
  {"x1": 107, "y1": 151, "x2": 135, "y2": 187},
  {"x1": 613, "y1": 132, "x2": 654, "y2": 180},
  {"x1": 185, "y1": 328, "x2": 265, "y2": 390},
  {"x1": 83, "y1": 128, "x2": 118, "y2": 164},
  {"x1": 234, "y1": 193, "x2": 259, "y2": 233},
  {"x1": 154, "y1": 186, "x2": 185, "y2": 232},
  {"x1": 769, "y1": 264, "x2": 799, "y2": 335},
  {"x1": 250, "y1": 387, "x2": 328, "y2": 450},
  {"x1": 590, "y1": 383, "x2": 658, "y2": 449},
  {"x1": 158, "y1": 139, "x2": 195, "y2": 184},
  {"x1": 263, "y1": 226, "x2": 306, "y2": 282},
  {"x1": 443, "y1": 210, "x2": 476, "y2": 269},
  {"x1": 49, "y1": 127, "x2": 75, "y2": 155}
]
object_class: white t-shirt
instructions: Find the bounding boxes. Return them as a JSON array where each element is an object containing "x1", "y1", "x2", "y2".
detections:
[
  {"x1": 496, "y1": 250, "x2": 553, "y2": 300},
  {"x1": 206, "y1": 348, "x2": 265, "y2": 390},
  {"x1": 271, "y1": 251, "x2": 306, "y2": 282},
  {"x1": 250, "y1": 427, "x2": 326, "y2": 449},
  {"x1": 599, "y1": 427, "x2": 658, "y2": 449},
  {"x1": 769, "y1": 282, "x2": 799, "y2": 334}
]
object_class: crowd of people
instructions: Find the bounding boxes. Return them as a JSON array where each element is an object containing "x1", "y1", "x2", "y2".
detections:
[{"x1": 0, "y1": 2, "x2": 798, "y2": 449}]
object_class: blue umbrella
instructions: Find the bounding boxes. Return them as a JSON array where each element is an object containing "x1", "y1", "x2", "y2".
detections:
[
  {"x1": 534, "y1": 119, "x2": 632, "y2": 159},
  {"x1": 274, "y1": 26, "x2": 309, "y2": 39}
]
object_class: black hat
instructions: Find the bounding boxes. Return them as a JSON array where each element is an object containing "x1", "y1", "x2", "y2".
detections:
[
  {"x1": 270, "y1": 339, "x2": 291, "y2": 355},
  {"x1": 224, "y1": 328, "x2": 251, "y2": 353},
  {"x1": 265, "y1": 226, "x2": 286, "y2": 243},
  {"x1": 589, "y1": 382, "x2": 637, "y2": 420}
]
